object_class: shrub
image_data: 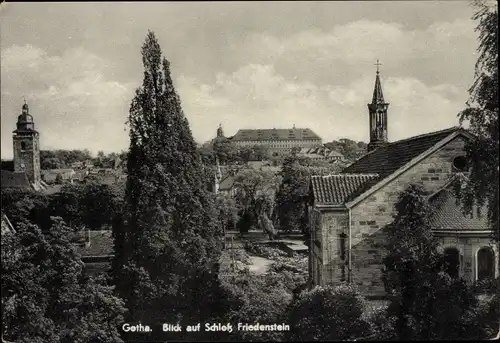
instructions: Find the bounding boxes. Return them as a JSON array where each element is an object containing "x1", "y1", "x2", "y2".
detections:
[{"x1": 286, "y1": 283, "x2": 371, "y2": 341}]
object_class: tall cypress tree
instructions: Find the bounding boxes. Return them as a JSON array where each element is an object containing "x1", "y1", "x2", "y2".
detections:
[{"x1": 112, "y1": 31, "x2": 223, "y2": 341}]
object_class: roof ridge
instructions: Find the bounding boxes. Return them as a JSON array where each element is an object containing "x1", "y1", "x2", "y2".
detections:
[
  {"x1": 428, "y1": 173, "x2": 467, "y2": 200},
  {"x1": 389, "y1": 126, "x2": 460, "y2": 145},
  {"x1": 312, "y1": 173, "x2": 379, "y2": 178}
]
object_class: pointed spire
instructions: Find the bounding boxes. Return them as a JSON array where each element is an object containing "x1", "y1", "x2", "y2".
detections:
[{"x1": 372, "y1": 59, "x2": 385, "y2": 104}]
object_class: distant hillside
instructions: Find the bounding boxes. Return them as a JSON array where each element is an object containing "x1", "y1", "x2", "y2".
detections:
[{"x1": 324, "y1": 139, "x2": 367, "y2": 160}]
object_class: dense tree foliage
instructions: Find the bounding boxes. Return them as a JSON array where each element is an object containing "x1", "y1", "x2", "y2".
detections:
[
  {"x1": 233, "y1": 169, "x2": 280, "y2": 233},
  {"x1": 286, "y1": 284, "x2": 371, "y2": 341},
  {"x1": 111, "y1": 31, "x2": 224, "y2": 341},
  {"x1": 40, "y1": 149, "x2": 93, "y2": 169},
  {"x1": 1, "y1": 182, "x2": 124, "y2": 231},
  {"x1": 1, "y1": 218, "x2": 126, "y2": 343},
  {"x1": 200, "y1": 137, "x2": 271, "y2": 165},
  {"x1": 220, "y1": 271, "x2": 291, "y2": 341},
  {"x1": 382, "y1": 185, "x2": 485, "y2": 340},
  {"x1": 455, "y1": 0, "x2": 499, "y2": 255},
  {"x1": 276, "y1": 154, "x2": 346, "y2": 233},
  {"x1": 39, "y1": 149, "x2": 127, "y2": 170},
  {"x1": 324, "y1": 138, "x2": 367, "y2": 160}
]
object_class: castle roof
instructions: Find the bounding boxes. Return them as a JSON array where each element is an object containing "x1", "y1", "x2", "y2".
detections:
[
  {"x1": 311, "y1": 174, "x2": 379, "y2": 205},
  {"x1": 231, "y1": 128, "x2": 321, "y2": 141}
]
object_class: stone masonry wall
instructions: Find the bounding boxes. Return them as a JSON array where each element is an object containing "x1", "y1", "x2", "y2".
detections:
[
  {"x1": 350, "y1": 136, "x2": 469, "y2": 295},
  {"x1": 13, "y1": 133, "x2": 40, "y2": 185},
  {"x1": 437, "y1": 236, "x2": 499, "y2": 283},
  {"x1": 320, "y1": 210, "x2": 349, "y2": 285}
]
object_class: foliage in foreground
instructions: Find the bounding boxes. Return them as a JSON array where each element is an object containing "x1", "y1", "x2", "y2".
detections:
[
  {"x1": 383, "y1": 184, "x2": 489, "y2": 340},
  {"x1": 111, "y1": 30, "x2": 224, "y2": 342},
  {"x1": 286, "y1": 284, "x2": 371, "y2": 341},
  {"x1": 455, "y1": 0, "x2": 499, "y2": 255},
  {"x1": 1, "y1": 218, "x2": 126, "y2": 343}
]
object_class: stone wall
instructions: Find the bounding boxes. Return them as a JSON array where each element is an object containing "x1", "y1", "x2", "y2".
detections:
[
  {"x1": 320, "y1": 210, "x2": 349, "y2": 284},
  {"x1": 436, "y1": 236, "x2": 499, "y2": 283},
  {"x1": 13, "y1": 132, "x2": 41, "y2": 185},
  {"x1": 349, "y1": 136, "x2": 469, "y2": 295}
]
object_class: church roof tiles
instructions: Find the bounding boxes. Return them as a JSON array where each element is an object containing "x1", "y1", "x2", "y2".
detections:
[
  {"x1": 311, "y1": 174, "x2": 379, "y2": 205},
  {"x1": 342, "y1": 127, "x2": 463, "y2": 179},
  {"x1": 429, "y1": 188, "x2": 488, "y2": 232}
]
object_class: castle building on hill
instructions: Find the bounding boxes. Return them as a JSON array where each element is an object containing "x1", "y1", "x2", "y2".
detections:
[
  {"x1": 308, "y1": 67, "x2": 498, "y2": 297},
  {"x1": 1, "y1": 102, "x2": 45, "y2": 191},
  {"x1": 229, "y1": 126, "x2": 322, "y2": 157}
]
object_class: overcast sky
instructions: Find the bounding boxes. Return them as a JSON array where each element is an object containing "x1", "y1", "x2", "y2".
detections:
[{"x1": 0, "y1": 1, "x2": 482, "y2": 158}]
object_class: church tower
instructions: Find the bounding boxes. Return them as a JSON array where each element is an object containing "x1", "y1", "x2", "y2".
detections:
[
  {"x1": 216, "y1": 123, "x2": 225, "y2": 138},
  {"x1": 367, "y1": 60, "x2": 389, "y2": 152},
  {"x1": 13, "y1": 101, "x2": 41, "y2": 187}
]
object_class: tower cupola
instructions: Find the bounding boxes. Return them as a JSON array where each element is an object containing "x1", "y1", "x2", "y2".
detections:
[
  {"x1": 367, "y1": 60, "x2": 389, "y2": 152},
  {"x1": 16, "y1": 101, "x2": 35, "y2": 132}
]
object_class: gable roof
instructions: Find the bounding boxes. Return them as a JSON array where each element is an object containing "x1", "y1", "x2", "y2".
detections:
[
  {"x1": 1, "y1": 170, "x2": 32, "y2": 190},
  {"x1": 343, "y1": 127, "x2": 463, "y2": 178},
  {"x1": 344, "y1": 127, "x2": 474, "y2": 208},
  {"x1": 429, "y1": 188, "x2": 488, "y2": 232},
  {"x1": 231, "y1": 128, "x2": 322, "y2": 141},
  {"x1": 311, "y1": 174, "x2": 379, "y2": 206}
]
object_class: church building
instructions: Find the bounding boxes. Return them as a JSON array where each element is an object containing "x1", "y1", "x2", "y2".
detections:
[
  {"x1": 1, "y1": 102, "x2": 45, "y2": 191},
  {"x1": 308, "y1": 66, "x2": 498, "y2": 297}
]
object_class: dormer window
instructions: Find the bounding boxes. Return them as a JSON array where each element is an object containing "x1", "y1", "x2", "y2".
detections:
[{"x1": 452, "y1": 156, "x2": 468, "y2": 171}]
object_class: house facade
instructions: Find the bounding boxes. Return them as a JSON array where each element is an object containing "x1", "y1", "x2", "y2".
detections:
[
  {"x1": 308, "y1": 69, "x2": 498, "y2": 297},
  {"x1": 230, "y1": 126, "x2": 322, "y2": 156},
  {"x1": 297, "y1": 146, "x2": 345, "y2": 162}
]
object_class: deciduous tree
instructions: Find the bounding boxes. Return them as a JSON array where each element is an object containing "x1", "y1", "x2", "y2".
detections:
[
  {"x1": 455, "y1": 0, "x2": 499, "y2": 262},
  {"x1": 286, "y1": 284, "x2": 370, "y2": 341},
  {"x1": 1, "y1": 218, "x2": 126, "y2": 343},
  {"x1": 383, "y1": 184, "x2": 483, "y2": 340}
]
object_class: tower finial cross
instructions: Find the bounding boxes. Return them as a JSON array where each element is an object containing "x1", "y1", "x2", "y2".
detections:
[
  {"x1": 23, "y1": 96, "x2": 26, "y2": 105},
  {"x1": 374, "y1": 59, "x2": 382, "y2": 74}
]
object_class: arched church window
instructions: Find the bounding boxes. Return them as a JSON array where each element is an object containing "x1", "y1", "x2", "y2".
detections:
[
  {"x1": 21, "y1": 141, "x2": 26, "y2": 150},
  {"x1": 477, "y1": 247, "x2": 495, "y2": 280},
  {"x1": 444, "y1": 247, "x2": 460, "y2": 279},
  {"x1": 453, "y1": 156, "x2": 468, "y2": 171}
]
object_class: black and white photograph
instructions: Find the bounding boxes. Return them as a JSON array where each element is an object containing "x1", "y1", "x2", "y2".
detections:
[{"x1": 1, "y1": 1, "x2": 499, "y2": 342}]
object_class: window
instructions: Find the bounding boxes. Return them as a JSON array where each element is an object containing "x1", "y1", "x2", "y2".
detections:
[
  {"x1": 339, "y1": 233, "x2": 347, "y2": 281},
  {"x1": 477, "y1": 247, "x2": 495, "y2": 280},
  {"x1": 453, "y1": 156, "x2": 468, "y2": 171},
  {"x1": 20, "y1": 141, "x2": 27, "y2": 150},
  {"x1": 444, "y1": 247, "x2": 460, "y2": 279}
]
